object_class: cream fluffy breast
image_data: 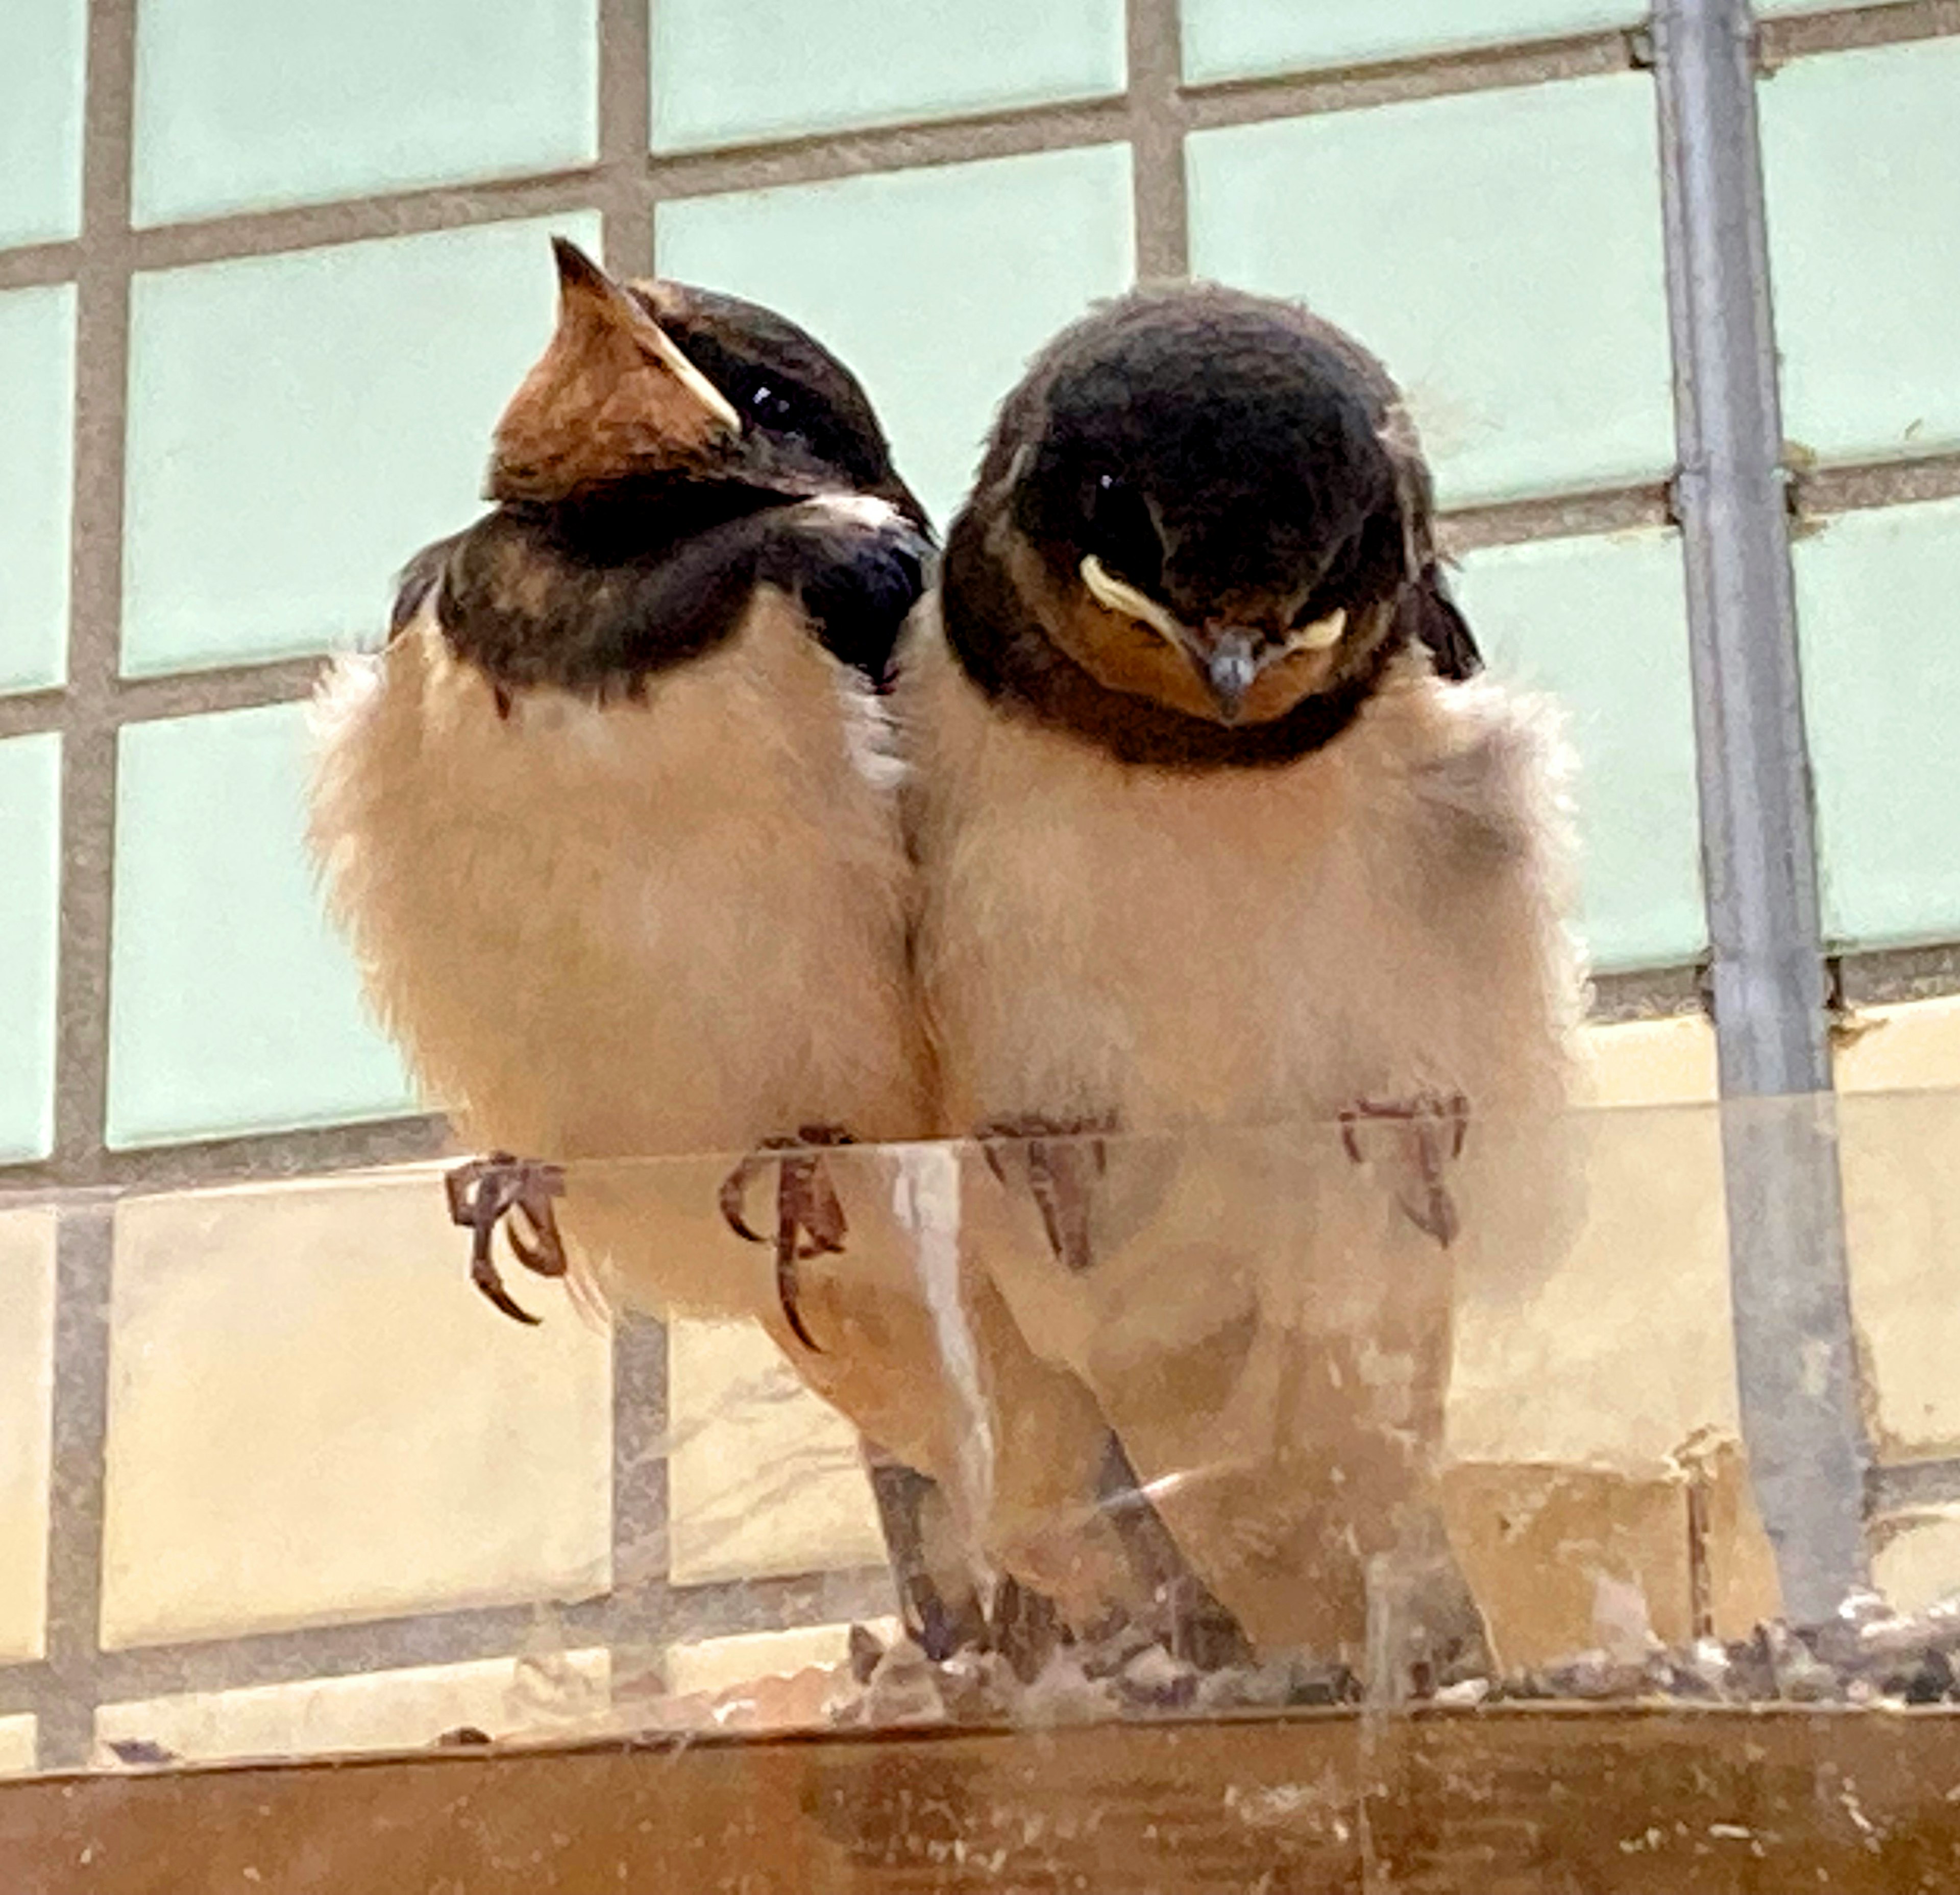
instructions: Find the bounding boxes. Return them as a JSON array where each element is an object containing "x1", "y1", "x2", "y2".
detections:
[
  {"x1": 309, "y1": 588, "x2": 925, "y2": 1170},
  {"x1": 904, "y1": 607, "x2": 1579, "y2": 1139}
]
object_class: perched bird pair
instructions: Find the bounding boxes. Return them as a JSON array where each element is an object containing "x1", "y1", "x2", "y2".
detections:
[{"x1": 310, "y1": 238, "x2": 1582, "y2": 1680}]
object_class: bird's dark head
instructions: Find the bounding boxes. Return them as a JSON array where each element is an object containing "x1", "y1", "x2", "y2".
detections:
[
  {"x1": 948, "y1": 284, "x2": 1467, "y2": 752},
  {"x1": 488, "y1": 238, "x2": 924, "y2": 527},
  {"x1": 413, "y1": 240, "x2": 930, "y2": 696}
]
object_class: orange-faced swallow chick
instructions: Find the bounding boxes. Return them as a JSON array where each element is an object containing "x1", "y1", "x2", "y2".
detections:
[
  {"x1": 309, "y1": 239, "x2": 1006, "y2": 1656},
  {"x1": 902, "y1": 284, "x2": 1585, "y2": 1667}
]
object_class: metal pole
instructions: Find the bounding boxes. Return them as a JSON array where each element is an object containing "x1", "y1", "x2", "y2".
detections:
[{"x1": 1652, "y1": 0, "x2": 1870, "y2": 1620}]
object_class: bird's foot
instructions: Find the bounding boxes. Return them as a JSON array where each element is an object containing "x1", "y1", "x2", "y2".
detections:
[
  {"x1": 987, "y1": 1574, "x2": 1065, "y2": 1684},
  {"x1": 1339, "y1": 1091, "x2": 1469, "y2": 1248},
  {"x1": 1097, "y1": 1435, "x2": 1255, "y2": 1669},
  {"x1": 976, "y1": 1112, "x2": 1116, "y2": 1275},
  {"x1": 718, "y1": 1125, "x2": 854, "y2": 1351},
  {"x1": 445, "y1": 1152, "x2": 569, "y2": 1325}
]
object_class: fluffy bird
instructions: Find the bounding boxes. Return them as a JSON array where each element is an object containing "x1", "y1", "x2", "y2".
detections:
[
  {"x1": 310, "y1": 238, "x2": 1017, "y2": 1652},
  {"x1": 902, "y1": 284, "x2": 1584, "y2": 1670}
]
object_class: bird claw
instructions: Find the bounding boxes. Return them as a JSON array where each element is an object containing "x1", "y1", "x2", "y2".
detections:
[
  {"x1": 445, "y1": 1152, "x2": 569, "y2": 1325},
  {"x1": 1338, "y1": 1092, "x2": 1469, "y2": 1249},
  {"x1": 977, "y1": 1113, "x2": 1114, "y2": 1275},
  {"x1": 987, "y1": 1574, "x2": 1064, "y2": 1683},
  {"x1": 718, "y1": 1126, "x2": 855, "y2": 1352},
  {"x1": 717, "y1": 1146, "x2": 782, "y2": 1246}
]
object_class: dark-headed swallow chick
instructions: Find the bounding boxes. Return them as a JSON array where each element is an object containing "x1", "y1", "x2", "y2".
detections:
[{"x1": 901, "y1": 283, "x2": 1585, "y2": 1666}]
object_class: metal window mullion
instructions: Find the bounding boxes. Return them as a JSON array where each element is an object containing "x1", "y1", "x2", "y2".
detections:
[{"x1": 1653, "y1": 0, "x2": 1869, "y2": 1621}]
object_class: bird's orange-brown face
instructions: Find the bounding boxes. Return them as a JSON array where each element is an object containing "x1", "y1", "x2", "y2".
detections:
[
  {"x1": 1003, "y1": 525, "x2": 1378, "y2": 729},
  {"x1": 490, "y1": 239, "x2": 741, "y2": 503},
  {"x1": 487, "y1": 240, "x2": 926, "y2": 531}
]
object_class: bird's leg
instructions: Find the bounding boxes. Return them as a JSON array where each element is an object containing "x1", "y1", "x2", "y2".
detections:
[
  {"x1": 977, "y1": 1113, "x2": 1114, "y2": 1275},
  {"x1": 444, "y1": 1153, "x2": 569, "y2": 1326},
  {"x1": 1338, "y1": 1091, "x2": 1469, "y2": 1248},
  {"x1": 718, "y1": 1125, "x2": 855, "y2": 1352},
  {"x1": 865, "y1": 1455, "x2": 988, "y2": 1661},
  {"x1": 1097, "y1": 1436, "x2": 1254, "y2": 1670}
]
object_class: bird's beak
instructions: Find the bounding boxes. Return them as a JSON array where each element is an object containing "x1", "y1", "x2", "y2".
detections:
[
  {"x1": 1199, "y1": 630, "x2": 1259, "y2": 723},
  {"x1": 1078, "y1": 557, "x2": 1280, "y2": 723},
  {"x1": 549, "y1": 236, "x2": 741, "y2": 435}
]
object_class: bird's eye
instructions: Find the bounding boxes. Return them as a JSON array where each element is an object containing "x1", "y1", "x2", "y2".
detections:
[
  {"x1": 1085, "y1": 475, "x2": 1164, "y2": 594},
  {"x1": 746, "y1": 382, "x2": 798, "y2": 428}
]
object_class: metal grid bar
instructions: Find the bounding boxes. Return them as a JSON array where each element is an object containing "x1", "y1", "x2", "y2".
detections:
[
  {"x1": 35, "y1": 1209, "x2": 115, "y2": 1768},
  {"x1": 28, "y1": 0, "x2": 138, "y2": 1777},
  {"x1": 52, "y1": 0, "x2": 135, "y2": 1179},
  {"x1": 1836, "y1": 943, "x2": 1960, "y2": 1009},
  {"x1": 0, "y1": 1116, "x2": 451, "y2": 1206},
  {"x1": 1126, "y1": 0, "x2": 1190, "y2": 278},
  {"x1": 1760, "y1": 0, "x2": 1960, "y2": 63},
  {"x1": 599, "y1": 0, "x2": 656, "y2": 268},
  {"x1": 1653, "y1": 0, "x2": 1870, "y2": 1619},
  {"x1": 0, "y1": 1566, "x2": 896, "y2": 1724}
]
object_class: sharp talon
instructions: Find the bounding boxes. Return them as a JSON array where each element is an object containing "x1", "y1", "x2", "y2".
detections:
[
  {"x1": 977, "y1": 1114, "x2": 1111, "y2": 1275},
  {"x1": 1027, "y1": 1144, "x2": 1067, "y2": 1266},
  {"x1": 718, "y1": 1152, "x2": 773, "y2": 1245},
  {"x1": 722, "y1": 1144, "x2": 823, "y2": 1347},
  {"x1": 1407, "y1": 1186, "x2": 1460, "y2": 1249},
  {"x1": 447, "y1": 1153, "x2": 566, "y2": 1323},
  {"x1": 720, "y1": 1133, "x2": 827, "y2": 1246},
  {"x1": 471, "y1": 1241, "x2": 540, "y2": 1325},
  {"x1": 910, "y1": 1583, "x2": 961, "y2": 1664},
  {"x1": 776, "y1": 1207, "x2": 822, "y2": 1353},
  {"x1": 755, "y1": 1131, "x2": 853, "y2": 1354},
  {"x1": 506, "y1": 1204, "x2": 568, "y2": 1278},
  {"x1": 1339, "y1": 1094, "x2": 1470, "y2": 1250},
  {"x1": 799, "y1": 1158, "x2": 849, "y2": 1254},
  {"x1": 988, "y1": 1576, "x2": 1063, "y2": 1684}
]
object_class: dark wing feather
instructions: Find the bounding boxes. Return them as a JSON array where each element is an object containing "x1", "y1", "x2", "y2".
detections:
[
  {"x1": 389, "y1": 533, "x2": 461, "y2": 641},
  {"x1": 760, "y1": 508, "x2": 935, "y2": 690},
  {"x1": 1404, "y1": 565, "x2": 1482, "y2": 682}
]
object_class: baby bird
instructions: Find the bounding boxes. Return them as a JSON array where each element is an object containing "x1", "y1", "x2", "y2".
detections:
[
  {"x1": 901, "y1": 284, "x2": 1584, "y2": 1667},
  {"x1": 310, "y1": 238, "x2": 1000, "y2": 1651}
]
